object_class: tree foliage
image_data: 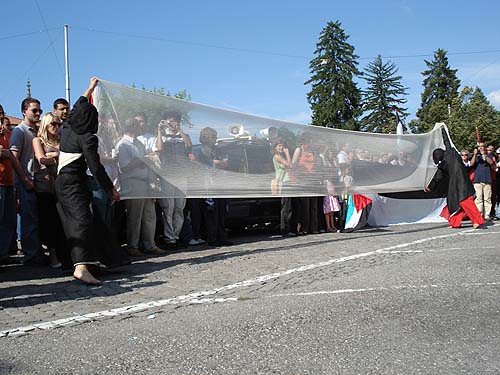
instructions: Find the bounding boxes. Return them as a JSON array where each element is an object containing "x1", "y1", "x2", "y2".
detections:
[
  {"x1": 360, "y1": 55, "x2": 408, "y2": 133},
  {"x1": 414, "y1": 49, "x2": 460, "y2": 133},
  {"x1": 447, "y1": 86, "x2": 500, "y2": 151},
  {"x1": 305, "y1": 20, "x2": 362, "y2": 130}
]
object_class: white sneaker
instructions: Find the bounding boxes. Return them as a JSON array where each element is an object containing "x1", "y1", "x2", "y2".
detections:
[
  {"x1": 195, "y1": 238, "x2": 206, "y2": 245},
  {"x1": 188, "y1": 239, "x2": 198, "y2": 246}
]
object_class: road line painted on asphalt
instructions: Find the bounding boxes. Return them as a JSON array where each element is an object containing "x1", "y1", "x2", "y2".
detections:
[
  {"x1": 379, "y1": 245, "x2": 500, "y2": 254},
  {"x1": 271, "y1": 281, "x2": 500, "y2": 298},
  {"x1": 463, "y1": 230, "x2": 500, "y2": 236},
  {"x1": 0, "y1": 227, "x2": 494, "y2": 338}
]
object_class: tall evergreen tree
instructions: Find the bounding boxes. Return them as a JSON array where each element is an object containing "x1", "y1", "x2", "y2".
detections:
[
  {"x1": 448, "y1": 86, "x2": 500, "y2": 150},
  {"x1": 414, "y1": 48, "x2": 460, "y2": 133},
  {"x1": 305, "y1": 21, "x2": 362, "y2": 130},
  {"x1": 361, "y1": 55, "x2": 408, "y2": 133}
]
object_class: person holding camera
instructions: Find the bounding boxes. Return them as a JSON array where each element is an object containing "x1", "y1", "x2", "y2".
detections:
[
  {"x1": 470, "y1": 142, "x2": 495, "y2": 220},
  {"x1": 155, "y1": 111, "x2": 193, "y2": 247}
]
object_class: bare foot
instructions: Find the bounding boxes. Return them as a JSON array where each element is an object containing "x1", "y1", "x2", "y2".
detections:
[{"x1": 73, "y1": 265, "x2": 102, "y2": 285}]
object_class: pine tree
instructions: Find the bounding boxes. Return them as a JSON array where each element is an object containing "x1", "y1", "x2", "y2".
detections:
[
  {"x1": 361, "y1": 55, "x2": 408, "y2": 133},
  {"x1": 448, "y1": 86, "x2": 500, "y2": 150},
  {"x1": 414, "y1": 48, "x2": 460, "y2": 133},
  {"x1": 305, "y1": 21, "x2": 362, "y2": 130}
]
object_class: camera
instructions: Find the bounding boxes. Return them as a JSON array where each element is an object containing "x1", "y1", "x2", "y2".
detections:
[{"x1": 159, "y1": 119, "x2": 168, "y2": 129}]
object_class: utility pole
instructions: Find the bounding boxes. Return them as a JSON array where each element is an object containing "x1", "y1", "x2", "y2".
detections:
[{"x1": 64, "y1": 24, "x2": 70, "y2": 103}]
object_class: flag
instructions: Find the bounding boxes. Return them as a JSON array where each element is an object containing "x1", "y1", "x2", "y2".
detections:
[
  {"x1": 343, "y1": 194, "x2": 373, "y2": 232},
  {"x1": 394, "y1": 110, "x2": 404, "y2": 135}
]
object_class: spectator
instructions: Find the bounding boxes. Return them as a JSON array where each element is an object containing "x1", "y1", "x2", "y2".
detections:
[
  {"x1": 2, "y1": 116, "x2": 13, "y2": 130},
  {"x1": 272, "y1": 139, "x2": 295, "y2": 237},
  {"x1": 461, "y1": 149, "x2": 471, "y2": 168},
  {"x1": 496, "y1": 148, "x2": 500, "y2": 220},
  {"x1": 193, "y1": 127, "x2": 232, "y2": 246},
  {"x1": 291, "y1": 134, "x2": 319, "y2": 235},
  {"x1": 487, "y1": 145, "x2": 497, "y2": 219},
  {"x1": 32, "y1": 113, "x2": 66, "y2": 269},
  {"x1": 56, "y1": 77, "x2": 120, "y2": 284},
  {"x1": 98, "y1": 114, "x2": 120, "y2": 188},
  {"x1": 91, "y1": 113, "x2": 125, "y2": 263},
  {"x1": 116, "y1": 117, "x2": 167, "y2": 257},
  {"x1": 9, "y1": 97, "x2": 46, "y2": 266},
  {"x1": 135, "y1": 112, "x2": 161, "y2": 191},
  {"x1": 155, "y1": 111, "x2": 193, "y2": 247},
  {"x1": 337, "y1": 143, "x2": 353, "y2": 169},
  {"x1": 470, "y1": 142, "x2": 495, "y2": 220},
  {"x1": 53, "y1": 98, "x2": 70, "y2": 122},
  {"x1": 1, "y1": 105, "x2": 25, "y2": 264},
  {"x1": 323, "y1": 180, "x2": 341, "y2": 232}
]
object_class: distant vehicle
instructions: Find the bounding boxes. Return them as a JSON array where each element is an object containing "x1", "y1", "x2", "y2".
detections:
[{"x1": 192, "y1": 131, "x2": 281, "y2": 230}]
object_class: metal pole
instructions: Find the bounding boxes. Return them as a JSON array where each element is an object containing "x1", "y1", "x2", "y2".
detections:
[{"x1": 64, "y1": 24, "x2": 70, "y2": 103}]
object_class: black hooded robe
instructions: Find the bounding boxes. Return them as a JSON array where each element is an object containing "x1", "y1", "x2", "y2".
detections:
[
  {"x1": 55, "y1": 96, "x2": 114, "y2": 265},
  {"x1": 427, "y1": 127, "x2": 475, "y2": 216}
]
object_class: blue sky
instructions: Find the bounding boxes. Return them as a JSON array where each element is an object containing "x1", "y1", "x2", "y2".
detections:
[{"x1": 2, "y1": 0, "x2": 500, "y2": 124}]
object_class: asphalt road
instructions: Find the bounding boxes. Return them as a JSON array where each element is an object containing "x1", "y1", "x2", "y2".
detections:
[{"x1": 1, "y1": 222, "x2": 499, "y2": 374}]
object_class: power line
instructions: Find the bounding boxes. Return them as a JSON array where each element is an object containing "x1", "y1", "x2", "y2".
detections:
[
  {"x1": 4, "y1": 26, "x2": 500, "y2": 63},
  {"x1": 35, "y1": 0, "x2": 64, "y2": 75},
  {"x1": 1, "y1": 33, "x2": 63, "y2": 100},
  {"x1": 0, "y1": 27, "x2": 59, "y2": 40},
  {"x1": 72, "y1": 26, "x2": 500, "y2": 62},
  {"x1": 70, "y1": 26, "x2": 309, "y2": 60}
]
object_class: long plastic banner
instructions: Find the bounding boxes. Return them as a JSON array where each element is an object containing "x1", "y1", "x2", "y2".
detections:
[{"x1": 93, "y1": 80, "x2": 442, "y2": 199}]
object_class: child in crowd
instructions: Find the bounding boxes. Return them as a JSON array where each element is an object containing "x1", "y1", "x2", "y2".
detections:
[{"x1": 323, "y1": 180, "x2": 341, "y2": 232}]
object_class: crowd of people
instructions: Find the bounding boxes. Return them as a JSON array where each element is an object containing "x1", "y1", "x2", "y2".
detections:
[{"x1": 1, "y1": 78, "x2": 500, "y2": 284}]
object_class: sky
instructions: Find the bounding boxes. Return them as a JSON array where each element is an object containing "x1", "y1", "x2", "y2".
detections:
[{"x1": 2, "y1": 0, "x2": 500, "y2": 125}]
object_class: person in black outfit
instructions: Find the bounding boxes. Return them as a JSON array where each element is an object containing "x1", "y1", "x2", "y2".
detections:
[
  {"x1": 424, "y1": 125, "x2": 484, "y2": 229},
  {"x1": 55, "y1": 77, "x2": 120, "y2": 284}
]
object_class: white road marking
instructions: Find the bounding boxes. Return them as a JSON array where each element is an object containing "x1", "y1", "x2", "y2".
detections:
[
  {"x1": 1, "y1": 227, "x2": 498, "y2": 338},
  {"x1": 271, "y1": 281, "x2": 500, "y2": 298}
]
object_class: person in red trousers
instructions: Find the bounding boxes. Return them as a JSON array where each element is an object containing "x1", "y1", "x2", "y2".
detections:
[{"x1": 424, "y1": 125, "x2": 485, "y2": 229}]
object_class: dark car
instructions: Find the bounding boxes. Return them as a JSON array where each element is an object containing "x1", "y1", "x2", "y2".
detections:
[{"x1": 193, "y1": 136, "x2": 281, "y2": 230}]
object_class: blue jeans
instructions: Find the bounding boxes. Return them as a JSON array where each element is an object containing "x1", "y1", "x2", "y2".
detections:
[
  {"x1": 0, "y1": 186, "x2": 16, "y2": 258},
  {"x1": 16, "y1": 183, "x2": 42, "y2": 261}
]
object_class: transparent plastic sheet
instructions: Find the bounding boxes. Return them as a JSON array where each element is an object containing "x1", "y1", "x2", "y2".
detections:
[{"x1": 93, "y1": 80, "x2": 444, "y2": 199}]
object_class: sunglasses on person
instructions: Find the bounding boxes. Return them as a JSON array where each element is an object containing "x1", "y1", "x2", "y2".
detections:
[
  {"x1": 50, "y1": 121, "x2": 61, "y2": 126},
  {"x1": 31, "y1": 108, "x2": 43, "y2": 115}
]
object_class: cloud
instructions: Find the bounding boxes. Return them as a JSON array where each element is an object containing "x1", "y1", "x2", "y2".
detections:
[{"x1": 487, "y1": 90, "x2": 500, "y2": 109}]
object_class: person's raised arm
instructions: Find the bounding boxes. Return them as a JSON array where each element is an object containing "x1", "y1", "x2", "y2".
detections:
[
  {"x1": 83, "y1": 77, "x2": 99, "y2": 99},
  {"x1": 291, "y1": 147, "x2": 301, "y2": 166}
]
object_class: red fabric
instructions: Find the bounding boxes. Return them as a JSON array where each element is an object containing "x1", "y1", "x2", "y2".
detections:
[
  {"x1": 448, "y1": 196, "x2": 485, "y2": 228},
  {"x1": 353, "y1": 194, "x2": 372, "y2": 212},
  {"x1": 0, "y1": 128, "x2": 14, "y2": 186},
  {"x1": 440, "y1": 205, "x2": 450, "y2": 220}
]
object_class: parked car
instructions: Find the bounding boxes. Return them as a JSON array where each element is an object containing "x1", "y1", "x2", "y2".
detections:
[{"x1": 192, "y1": 135, "x2": 281, "y2": 230}]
